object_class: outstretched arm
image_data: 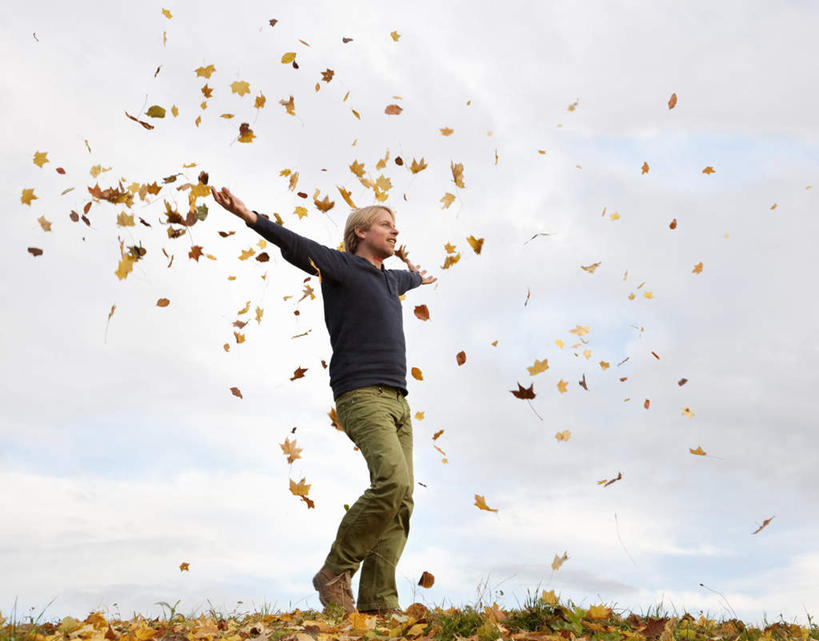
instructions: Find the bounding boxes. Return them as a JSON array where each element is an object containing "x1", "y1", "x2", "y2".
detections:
[{"x1": 396, "y1": 244, "x2": 437, "y2": 285}]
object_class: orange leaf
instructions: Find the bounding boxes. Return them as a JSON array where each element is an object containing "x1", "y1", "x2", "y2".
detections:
[
  {"x1": 230, "y1": 386, "x2": 243, "y2": 399},
  {"x1": 456, "y1": 351, "x2": 466, "y2": 366},
  {"x1": 418, "y1": 571, "x2": 435, "y2": 588},
  {"x1": 411, "y1": 366, "x2": 423, "y2": 380},
  {"x1": 414, "y1": 305, "x2": 430, "y2": 321},
  {"x1": 385, "y1": 104, "x2": 403, "y2": 115},
  {"x1": 474, "y1": 494, "x2": 498, "y2": 512}
]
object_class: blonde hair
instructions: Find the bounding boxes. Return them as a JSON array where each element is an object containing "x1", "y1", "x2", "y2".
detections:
[{"x1": 343, "y1": 205, "x2": 396, "y2": 254}]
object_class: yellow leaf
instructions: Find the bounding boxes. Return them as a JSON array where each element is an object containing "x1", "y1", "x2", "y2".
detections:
[
  {"x1": 641, "y1": 161, "x2": 649, "y2": 174},
  {"x1": 146, "y1": 105, "x2": 166, "y2": 118},
  {"x1": 280, "y1": 95, "x2": 295, "y2": 115},
  {"x1": 451, "y1": 161, "x2": 465, "y2": 188},
  {"x1": 440, "y1": 127, "x2": 453, "y2": 136},
  {"x1": 551, "y1": 550, "x2": 568, "y2": 570},
  {"x1": 237, "y1": 300, "x2": 250, "y2": 314},
  {"x1": 682, "y1": 407, "x2": 694, "y2": 418},
  {"x1": 569, "y1": 325, "x2": 590, "y2": 337},
  {"x1": 337, "y1": 186, "x2": 356, "y2": 208},
  {"x1": 441, "y1": 252, "x2": 461, "y2": 270},
  {"x1": 231, "y1": 80, "x2": 251, "y2": 96},
  {"x1": 195, "y1": 64, "x2": 215, "y2": 78},
  {"x1": 281, "y1": 51, "x2": 297, "y2": 64},
  {"x1": 599, "y1": 361, "x2": 609, "y2": 370},
  {"x1": 375, "y1": 174, "x2": 392, "y2": 192},
  {"x1": 440, "y1": 193, "x2": 455, "y2": 209},
  {"x1": 234, "y1": 332, "x2": 245, "y2": 343},
  {"x1": 376, "y1": 149, "x2": 390, "y2": 169},
  {"x1": 643, "y1": 291, "x2": 653, "y2": 299},
  {"x1": 349, "y1": 160, "x2": 365, "y2": 177},
  {"x1": 220, "y1": 113, "x2": 234, "y2": 119},
  {"x1": 33, "y1": 151, "x2": 49, "y2": 167},
  {"x1": 21, "y1": 188, "x2": 37, "y2": 206},
  {"x1": 37, "y1": 215, "x2": 52, "y2": 231},
  {"x1": 115, "y1": 240, "x2": 136, "y2": 280},
  {"x1": 289, "y1": 477, "x2": 311, "y2": 496},
  {"x1": 474, "y1": 494, "x2": 498, "y2": 512},
  {"x1": 280, "y1": 437, "x2": 302, "y2": 464},
  {"x1": 171, "y1": 104, "x2": 179, "y2": 116},
  {"x1": 587, "y1": 605, "x2": 611, "y2": 620},
  {"x1": 692, "y1": 261, "x2": 703, "y2": 274},
  {"x1": 702, "y1": 166, "x2": 716, "y2": 174},
  {"x1": 555, "y1": 429, "x2": 571, "y2": 442},
  {"x1": 689, "y1": 445, "x2": 706, "y2": 456},
  {"x1": 557, "y1": 379, "x2": 568, "y2": 393},
  {"x1": 117, "y1": 212, "x2": 135, "y2": 226},
  {"x1": 555, "y1": 339, "x2": 564, "y2": 348},
  {"x1": 294, "y1": 206, "x2": 308, "y2": 220},
  {"x1": 289, "y1": 171, "x2": 299, "y2": 191},
  {"x1": 610, "y1": 212, "x2": 620, "y2": 221},
  {"x1": 410, "y1": 157, "x2": 427, "y2": 174},
  {"x1": 415, "y1": 411, "x2": 424, "y2": 420},
  {"x1": 466, "y1": 235, "x2": 484, "y2": 254},
  {"x1": 161, "y1": 8, "x2": 172, "y2": 19},
  {"x1": 541, "y1": 589, "x2": 558, "y2": 605},
  {"x1": 390, "y1": 30, "x2": 401, "y2": 41},
  {"x1": 444, "y1": 242, "x2": 456, "y2": 254},
  {"x1": 90, "y1": 164, "x2": 112, "y2": 178},
  {"x1": 526, "y1": 358, "x2": 549, "y2": 375},
  {"x1": 239, "y1": 248, "x2": 256, "y2": 260},
  {"x1": 581, "y1": 261, "x2": 601, "y2": 273}
]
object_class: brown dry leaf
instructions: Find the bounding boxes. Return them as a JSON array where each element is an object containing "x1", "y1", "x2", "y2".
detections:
[
  {"x1": 179, "y1": 562, "x2": 189, "y2": 572},
  {"x1": 230, "y1": 386, "x2": 243, "y2": 399},
  {"x1": 752, "y1": 515, "x2": 775, "y2": 534},
  {"x1": 289, "y1": 478, "x2": 314, "y2": 508},
  {"x1": 670, "y1": 218, "x2": 677, "y2": 229},
  {"x1": 474, "y1": 494, "x2": 498, "y2": 512},
  {"x1": 290, "y1": 366, "x2": 308, "y2": 381},
  {"x1": 597, "y1": 471, "x2": 622, "y2": 487},
  {"x1": 411, "y1": 367, "x2": 423, "y2": 380},
  {"x1": 385, "y1": 104, "x2": 403, "y2": 115},
  {"x1": 440, "y1": 193, "x2": 455, "y2": 209},
  {"x1": 37, "y1": 215, "x2": 52, "y2": 231},
  {"x1": 511, "y1": 382, "x2": 535, "y2": 399},
  {"x1": 456, "y1": 350, "x2": 466, "y2": 366},
  {"x1": 314, "y1": 192, "x2": 335, "y2": 212},
  {"x1": 280, "y1": 95, "x2": 295, "y2": 115},
  {"x1": 641, "y1": 162, "x2": 649, "y2": 174},
  {"x1": 280, "y1": 437, "x2": 302, "y2": 464},
  {"x1": 668, "y1": 92, "x2": 677, "y2": 109},
  {"x1": 418, "y1": 571, "x2": 435, "y2": 588},
  {"x1": 410, "y1": 157, "x2": 427, "y2": 174},
  {"x1": 414, "y1": 305, "x2": 429, "y2": 321},
  {"x1": 432, "y1": 429, "x2": 444, "y2": 440},
  {"x1": 328, "y1": 407, "x2": 344, "y2": 431},
  {"x1": 466, "y1": 235, "x2": 484, "y2": 254},
  {"x1": 644, "y1": 399, "x2": 650, "y2": 409}
]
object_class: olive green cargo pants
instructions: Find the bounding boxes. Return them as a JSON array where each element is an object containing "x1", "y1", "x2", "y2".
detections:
[{"x1": 324, "y1": 384, "x2": 414, "y2": 612}]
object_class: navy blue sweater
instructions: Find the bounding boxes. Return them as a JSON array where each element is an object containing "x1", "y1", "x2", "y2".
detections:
[{"x1": 246, "y1": 211, "x2": 423, "y2": 400}]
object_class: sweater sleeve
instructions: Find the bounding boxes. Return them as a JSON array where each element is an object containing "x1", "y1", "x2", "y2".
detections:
[
  {"x1": 391, "y1": 268, "x2": 423, "y2": 296},
  {"x1": 246, "y1": 210, "x2": 351, "y2": 283}
]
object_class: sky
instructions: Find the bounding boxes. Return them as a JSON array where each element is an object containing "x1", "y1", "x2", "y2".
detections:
[{"x1": 2, "y1": 0, "x2": 819, "y2": 629}]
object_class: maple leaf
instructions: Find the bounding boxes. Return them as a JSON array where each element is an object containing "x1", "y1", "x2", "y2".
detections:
[
  {"x1": 510, "y1": 382, "x2": 535, "y2": 399},
  {"x1": 314, "y1": 193, "x2": 335, "y2": 212},
  {"x1": 440, "y1": 193, "x2": 455, "y2": 208},
  {"x1": 280, "y1": 437, "x2": 302, "y2": 464},
  {"x1": 556, "y1": 379, "x2": 568, "y2": 393},
  {"x1": 337, "y1": 186, "x2": 356, "y2": 208},
  {"x1": 201, "y1": 84, "x2": 214, "y2": 99},
  {"x1": 231, "y1": 80, "x2": 251, "y2": 96},
  {"x1": 410, "y1": 157, "x2": 427, "y2": 174},
  {"x1": 692, "y1": 261, "x2": 703, "y2": 274},
  {"x1": 289, "y1": 477, "x2": 314, "y2": 508},
  {"x1": 751, "y1": 515, "x2": 775, "y2": 534},
  {"x1": 689, "y1": 445, "x2": 706, "y2": 456},
  {"x1": 702, "y1": 166, "x2": 716, "y2": 174},
  {"x1": 450, "y1": 161, "x2": 465, "y2": 188},
  {"x1": 668, "y1": 92, "x2": 677, "y2": 109},
  {"x1": 555, "y1": 429, "x2": 571, "y2": 442},
  {"x1": 474, "y1": 494, "x2": 498, "y2": 512},
  {"x1": 385, "y1": 104, "x2": 403, "y2": 115},
  {"x1": 328, "y1": 407, "x2": 344, "y2": 431},
  {"x1": 597, "y1": 471, "x2": 622, "y2": 487},
  {"x1": 33, "y1": 151, "x2": 49, "y2": 167},
  {"x1": 115, "y1": 238, "x2": 136, "y2": 280},
  {"x1": 441, "y1": 252, "x2": 461, "y2": 269},
  {"x1": 21, "y1": 188, "x2": 37, "y2": 205},
  {"x1": 440, "y1": 127, "x2": 453, "y2": 136},
  {"x1": 466, "y1": 235, "x2": 484, "y2": 254},
  {"x1": 569, "y1": 324, "x2": 590, "y2": 337},
  {"x1": 238, "y1": 123, "x2": 255, "y2": 143},
  {"x1": 526, "y1": 358, "x2": 549, "y2": 375},
  {"x1": 349, "y1": 160, "x2": 365, "y2": 177},
  {"x1": 456, "y1": 351, "x2": 466, "y2": 366},
  {"x1": 418, "y1": 571, "x2": 435, "y2": 588},
  {"x1": 320, "y1": 68, "x2": 334, "y2": 82},
  {"x1": 195, "y1": 64, "x2": 215, "y2": 78},
  {"x1": 414, "y1": 305, "x2": 430, "y2": 321},
  {"x1": 411, "y1": 367, "x2": 423, "y2": 380},
  {"x1": 280, "y1": 95, "x2": 295, "y2": 115},
  {"x1": 290, "y1": 366, "x2": 308, "y2": 381},
  {"x1": 294, "y1": 206, "x2": 308, "y2": 220},
  {"x1": 444, "y1": 242, "x2": 457, "y2": 254}
]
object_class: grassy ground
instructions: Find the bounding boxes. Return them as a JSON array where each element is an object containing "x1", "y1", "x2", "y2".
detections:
[{"x1": 2, "y1": 590, "x2": 817, "y2": 641}]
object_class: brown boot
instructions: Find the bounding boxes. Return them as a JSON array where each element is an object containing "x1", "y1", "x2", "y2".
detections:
[{"x1": 312, "y1": 565, "x2": 355, "y2": 613}]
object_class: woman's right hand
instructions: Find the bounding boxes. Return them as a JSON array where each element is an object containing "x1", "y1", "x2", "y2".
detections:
[{"x1": 211, "y1": 186, "x2": 256, "y2": 224}]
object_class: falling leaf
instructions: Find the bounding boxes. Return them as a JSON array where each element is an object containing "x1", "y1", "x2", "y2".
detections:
[
  {"x1": 556, "y1": 379, "x2": 568, "y2": 393},
  {"x1": 414, "y1": 305, "x2": 429, "y2": 321},
  {"x1": 328, "y1": 407, "x2": 344, "y2": 431},
  {"x1": 578, "y1": 373, "x2": 588, "y2": 390},
  {"x1": 385, "y1": 104, "x2": 403, "y2": 115},
  {"x1": 36, "y1": 215, "x2": 52, "y2": 231},
  {"x1": 289, "y1": 478, "x2": 314, "y2": 508},
  {"x1": 466, "y1": 235, "x2": 484, "y2": 254},
  {"x1": 456, "y1": 351, "x2": 466, "y2": 366},
  {"x1": 161, "y1": 8, "x2": 172, "y2": 19},
  {"x1": 411, "y1": 367, "x2": 423, "y2": 380},
  {"x1": 290, "y1": 367, "x2": 308, "y2": 381},
  {"x1": 689, "y1": 445, "x2": 706, "y2": 456},
  {"x1": 390, "y1": 30, "x2": 400, "y2": 41},
  {"x1": 337, "y1": 186, "x2": 356, "y2": 208},
  {"x1": 21, "y1": 188, "x2": 38, "y2": 205},
  {"x1": 641, "y1": 162, "x2": 649, "y2": 174},
  {"x1": 597, "y1": 471, "x2": 622, "y2": 487},
  {"x1": 279, "y1": 95, "x2": 295, "y2": 115},
  {"x1": 432, "y1": 429, "x2": 444, "y2": 440},
  {"x1": 231, "y1": 81, "x2": 251, "y2": 96},
  {"x1": 678, "y1": 378, "x2": 688, "y2": 386},
  {"x1": 450, "y1": 161, "x2": 465, "y2": 188},
  {"x1": 440, "y1": 127, "x2": 453, "y2": 136},
  {"x1": 293, "y1": 206, "x2": 308, "y2": 220},
  {"x1": 418, "y1": 571, "x2": 435, "y2": 588},
  {"x1": 440, "y1": 193, "x2": 455, "y2": 208},
  {"x1": 751, "y1": 515, "x2": 775, "y2": 534},
  {"x1": 526, "y1": 358, "x2": 549, "y2": 375},
  {"x1": 551, "y1": 551, "x2": 568, "y2": 570},
  {"x1": 146, "y1": 105, "x2": 166, "y2": 118},
  {"x1": 27, "y1": 247, "x2": 43, "y2": 257},
  {"x1": 702, "y1": 166, "x2": 715, "y2": 174},
  {"x1": 511, "y1": 382, "x2": 535, "y2": 399},
  {"x1": 692, "y1": 262, "x2": 703, "y2": 274},
  {"x1": 682, "y1": 407, "x2": 694, "y2": 418},
  {"x1": 195, "y1": 64, "x2": 215, "y2": 78},
  {"x1": 230, "y1": 386, "x2": 243, "y2": 399},
  {"x1": 581, "y1": 261, "x2": 601, "y2": 273},
  {"x1": 281, "y1": 52, "x2": 296, "y2": 64},
  {"x1": 125, "y1": 111, "x2": 154, "y2": 129},
  {"x1": 33, "y1": 151, "x2": 49, "y2": 167},
  {"x1": 668, "y1": 92, "x2": 677, "y2": 109},
  {"x1": 410, "y1": 157, "x2": 427, "y2": 174},
  {"x1": 555, "y1": 429, "x2": 571, "y2": 442},
  {"x1": 280, "y1": 437, "x2": 302, "y2": 464},
  {"x1": 474, "y1": 494, "x2": 498, "y2": 512},
  {"x1": 643, "y1": 399, "x2": 650, "y2": 409}
]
